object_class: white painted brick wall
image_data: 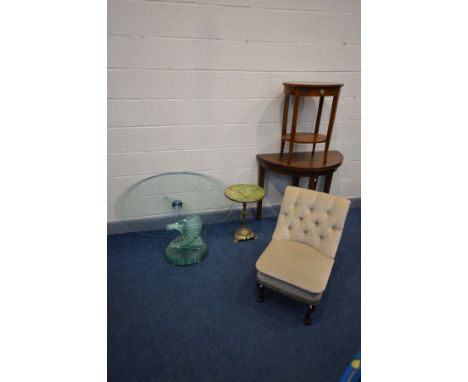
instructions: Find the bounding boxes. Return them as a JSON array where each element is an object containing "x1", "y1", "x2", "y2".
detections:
[{"x1": 108, "y1": 0, "x2": 361, "y2": 221}]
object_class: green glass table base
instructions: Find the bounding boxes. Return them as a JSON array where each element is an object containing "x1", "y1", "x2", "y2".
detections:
[{"x1": 164, "y1": 215, "x2": 208, "y2": 266}]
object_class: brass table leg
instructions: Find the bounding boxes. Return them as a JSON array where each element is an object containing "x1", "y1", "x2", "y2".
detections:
[{"x1": 234, "y1": 202, "x2": 256, "y2": 243}]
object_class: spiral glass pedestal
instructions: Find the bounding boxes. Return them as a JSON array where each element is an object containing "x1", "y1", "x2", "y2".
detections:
[
  {"x1": 116, "y1": 172, "x2": 234, "y2": 265},
  {"x1": 164, "y1": 215, "x2": 208, "y2": 265}
]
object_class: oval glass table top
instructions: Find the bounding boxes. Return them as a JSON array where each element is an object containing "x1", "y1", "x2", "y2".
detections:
[{"x1": 116, "y1": 172, "x2": 235, "y2": 235}]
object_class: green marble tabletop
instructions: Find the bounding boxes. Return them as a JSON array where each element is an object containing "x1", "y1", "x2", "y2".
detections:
[{"x1": 224, "y1": 184, "x2": 265, "y2": 203}]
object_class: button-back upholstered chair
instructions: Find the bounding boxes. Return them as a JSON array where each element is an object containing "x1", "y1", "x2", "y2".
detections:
[{"x1": 255, "y1": 186, "x2": 350, "y2": 325}]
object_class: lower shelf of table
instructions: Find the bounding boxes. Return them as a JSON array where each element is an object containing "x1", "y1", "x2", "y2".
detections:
[{"x1": 282, "y1": 133, "x2": 327, "y2": 144}]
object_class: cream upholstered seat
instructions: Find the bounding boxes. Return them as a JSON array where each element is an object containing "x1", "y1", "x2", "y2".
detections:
[{"x1": 255, "y1": 186, "x2": 350, "y2": 325}]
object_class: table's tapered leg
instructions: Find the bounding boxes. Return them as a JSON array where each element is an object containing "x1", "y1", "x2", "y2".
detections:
[
  {"x1": 312, "y1": 96, "x2": 325, "y2": 159},
  {"x1": 256, "y1": 164, "x2": 265, "y2": 220},
  {"x1": 288, "y1": 95, "x2": 300, "y2": 165},
  {"x1": 323, "y1": 172, "x2": 334, "y2": 193},
  {"x1": 280, "y1": 95, "x2": 290, "y2": 157},
  {"x1": 323, "y1": 92, "x2": 340, "y2": 164}
]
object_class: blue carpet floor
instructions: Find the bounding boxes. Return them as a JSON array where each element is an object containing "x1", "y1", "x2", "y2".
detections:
[{"x1": 108, "y1": 208, "x2": 360, "y2": 382}]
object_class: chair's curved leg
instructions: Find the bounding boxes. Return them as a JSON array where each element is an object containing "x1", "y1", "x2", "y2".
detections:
[
  {"x1": 304, "y1": 304, "x2": 316, "y2": 326},
  {"x1": 256, "y1": 282, "x2": 264, "y2": 303}
]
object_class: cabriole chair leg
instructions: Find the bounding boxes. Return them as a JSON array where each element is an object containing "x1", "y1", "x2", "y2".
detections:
[
  {"x1": 304, "y1": 304, "x2": 316, "y2": 326},
  {"x1": 256, "y1": 282, "x2": 264, "y2": 303}
]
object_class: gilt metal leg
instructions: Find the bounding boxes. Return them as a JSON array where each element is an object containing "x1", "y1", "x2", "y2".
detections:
[
  {"x1": 256, "y1": 282, "x2": 264, "y2": 303},
  {"x1": 304, "y1": 304, "x2": 316, "y2": 326},
  {"x1": 242, "y1": 202, "x2": 247, "y2": 226},
  {"x1": 234, "y1": 203, "x2": 256, "y2": 242}
]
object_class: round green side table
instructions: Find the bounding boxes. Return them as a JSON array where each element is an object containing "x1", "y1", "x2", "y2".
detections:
[{"x1": 224, "y1": 184, "x2": 265, "y2": 243}]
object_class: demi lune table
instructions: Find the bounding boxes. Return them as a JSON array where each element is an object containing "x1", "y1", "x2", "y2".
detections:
[
  {"x1": 256, "y1": 151, "x2": 343, "y2": 220},
  {"x1": 280, "y1": 82, "x2": 343, "y2": 165}
]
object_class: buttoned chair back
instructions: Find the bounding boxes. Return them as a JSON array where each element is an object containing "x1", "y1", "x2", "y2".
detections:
[{"x1": 272, "y1": 186, "x2": 350, "y2": 259}]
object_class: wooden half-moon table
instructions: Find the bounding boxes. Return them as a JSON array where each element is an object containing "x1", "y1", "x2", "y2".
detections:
[{"x1": 256, "y1": 150, "x2": 343, "y2": 219}]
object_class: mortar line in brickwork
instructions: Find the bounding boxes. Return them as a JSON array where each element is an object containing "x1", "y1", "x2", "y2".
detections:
[
  {"x1": 107, "y1": 67, "x2": 360, "y2": 73},
  {"x1": 132, "y1": 0, "x2": 360, "y2": 15},
  {"x1": 107, "y1": 144, "x2": 361, "y2": 155},
  {"x1": 107, "y1": 96, "x2": 360, "y2": 101},
  {"x1": 108, "y1": 33, "x2": 360, "y2": 45},
  {"x1": 106, "y1": 119, "x2": 361, "y2": 129},
  {"x1": 107, "y1": 162, "x2": 361, "y2": 180},
  {"x1": 107, "y1": 119, "x2": 361, "y2": 128}
]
